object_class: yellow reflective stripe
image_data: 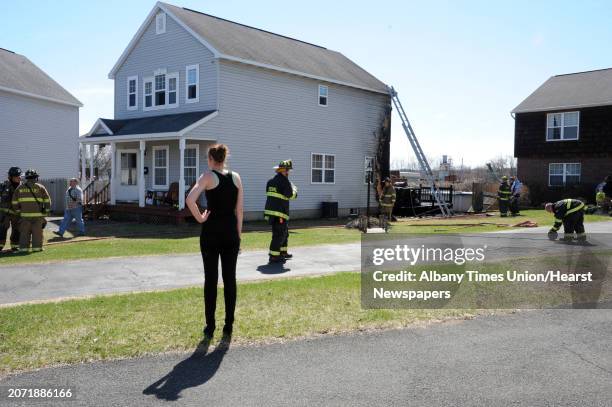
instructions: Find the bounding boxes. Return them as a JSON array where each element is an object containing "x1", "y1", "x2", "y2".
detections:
[
  {"x1": 269, "y1": 250, "x2": 281, "y2": 256},
  {"x1": 566, "y1": 199, "x2": 572, "y2": 209},
  {"x1": 566, "y1": 202, "x2": 584, "y2": 215},
  {"x1": 0, "y1": 208, "x2": 8, "y2": 213},
  {"x1": 266, "y1": 191, "x2": 289, "y2": 200},
  {"x1": 20, "y1": 212, "x2": 46, "y2": 218},
  {"x1": 264, "y1": 210, "x2": 289, "y2": 220},
  {"x1": 280, "y1": 247, "x2": 288, "y2": 251},
  {"x1": 16, "y1": 197, "x2": 40, "y2": 203}
]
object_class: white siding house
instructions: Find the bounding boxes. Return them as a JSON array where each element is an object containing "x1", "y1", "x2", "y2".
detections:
[
  {"x1": 81, "y1": 2, "x2": 389, "y2": 220},
  {"x1": 0, "y1": 48, "x2": 81, "y2": 181}
]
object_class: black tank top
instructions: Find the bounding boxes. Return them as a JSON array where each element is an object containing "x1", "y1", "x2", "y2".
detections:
[{"x1": 205, "y1": 170, "x2": 238, "y2": 218}]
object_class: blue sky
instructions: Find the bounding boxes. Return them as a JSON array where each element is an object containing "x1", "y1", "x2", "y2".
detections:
[{"x1": 2, "y1": 0, "x2": 611, "y2": 167}]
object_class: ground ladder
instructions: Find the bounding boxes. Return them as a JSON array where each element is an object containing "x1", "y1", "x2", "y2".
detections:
[{"x1": 388, "y1": 86, "x2": 453, "y2": 217}]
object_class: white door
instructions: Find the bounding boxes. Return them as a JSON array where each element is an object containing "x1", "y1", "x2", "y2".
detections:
[{"x1": 115, "y1": 149, "x2": 139, "y2": 202}]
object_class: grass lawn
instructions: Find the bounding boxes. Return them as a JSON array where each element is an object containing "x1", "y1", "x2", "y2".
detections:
[
  {"x1": 0, "y1": 210, "x2": 609, "y2": 265},
  {"x1": 0, "y1": 272, "x2": 480, "y2": 375}
]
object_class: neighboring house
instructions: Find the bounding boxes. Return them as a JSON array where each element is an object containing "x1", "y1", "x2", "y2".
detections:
[
  {"x1": 0, "y1": 47, "x2": 82, "y2": 211},
  {"x1": 512, "y1": 68, "x2": 612, "y2": 204},
  {"x1": 80, "y1": 2, "x2": 390, "y2": 221}
]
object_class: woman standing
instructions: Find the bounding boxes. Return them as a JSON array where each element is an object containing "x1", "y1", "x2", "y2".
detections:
[{"x1": 186, "y1": 144, "x2": 243, "y2": 339}]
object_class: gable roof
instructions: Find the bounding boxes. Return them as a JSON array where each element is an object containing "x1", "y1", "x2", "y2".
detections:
[
  {"x1": 0, "y1": 48, "x2": 82, "y2": 107},
  {"x1": 109, "y1": 2, "x2": 388, "y2": 94},
  {"x1": 512, "y1": 68, "x2": 612, "y2": 114}
]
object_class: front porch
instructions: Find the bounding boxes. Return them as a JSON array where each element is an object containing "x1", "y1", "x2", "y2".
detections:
[{"x1": 79, "y1": 110, "x2": 217, "y2": 221}]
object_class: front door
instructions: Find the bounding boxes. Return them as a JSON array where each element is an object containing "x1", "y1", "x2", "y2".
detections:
[{"x1": 115, "y1": 149, "x2": 139, "y2": 202}]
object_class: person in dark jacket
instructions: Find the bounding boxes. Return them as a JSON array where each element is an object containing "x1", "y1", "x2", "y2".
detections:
[
  {"x1": 545, "y1": 199, "x2": 586, "y2": 242},
  {"x1": 497, "y1": 176, "x2": 511, "y2": 217},
  {"x1": 264, "y1": 160, "x2": 297, "y2": 263},
  {"x1": 0, "y1": 167, "x2": 22, "y2": 252}
]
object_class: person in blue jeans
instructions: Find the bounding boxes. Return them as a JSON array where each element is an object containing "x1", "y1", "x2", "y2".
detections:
[{"x1": 54, "y1": 178, "x2": 85, "y2": 238}]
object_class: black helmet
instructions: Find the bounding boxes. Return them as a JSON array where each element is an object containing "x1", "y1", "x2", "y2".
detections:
[
  {"x1": 274, "y1": 160, "x2": 293, "y2": 171},
  {"x1": 8, "y1": 167, "x2": 22, "y2": 177},
  {"x1": 24, "y1": 169, "x2": 39, "y2": 180}
]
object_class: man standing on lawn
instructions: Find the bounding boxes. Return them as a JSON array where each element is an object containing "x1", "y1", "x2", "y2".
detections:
[
  {"x1": 12, "y1": 169, "x2": 51, "y2": 252},
  {"x1": 54, "y1": 178, "x2": 85, "y2": 238},
  {"x1": 0, "y1": 167, "x2": 22, "y2": 253},
  {"x1": 497, "y1": 176, "x2": 511, "y2": 217},
  {"x1": 264, "y1": 160, "x2": 297, "y2": 263},
  {"x1": 509, "y1": 176, "x2": 522, "y2": 216}
]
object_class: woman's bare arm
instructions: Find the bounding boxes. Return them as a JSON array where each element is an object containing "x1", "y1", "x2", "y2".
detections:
[
  {"x1": 186, "y1": 173, "x2": 211, "y2": 223},
  {"x1": 234, "y1": 172, "x2": 244, "y2": 237}
]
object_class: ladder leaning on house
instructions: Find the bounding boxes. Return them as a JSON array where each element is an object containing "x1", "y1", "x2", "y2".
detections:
[{"x1": 388, "y1": 86, "x2": 453, "y2": 217}]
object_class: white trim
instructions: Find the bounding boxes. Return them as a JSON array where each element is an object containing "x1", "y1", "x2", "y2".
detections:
[
  {"x1": 178, "y1": 110, "x2": 219, "y2": 136},
  {"x1": 0, "y1": 84, "x2": 82, "y2": 107},
  {"x1": 310, "y1": 152, "x2": 336, "y2": 184},
  {"x1": 108, "y1": 3, "x2": 221, "y2": 79},
  {"x1": 167, "y1": 72, "x2": 179, "y2": 107},
  {"x1": 117, "y1": 148, "x2": 140, "y2": 187},
  {"x1": 80, "y1": 132, "x2": 217, "y2": 144},
  {"x1": 143, "y1": 71, "x2": 179, "y2": 111},
  {"x1": 185, "y1": 64, "x2": 200, "y2": 103},
  {"x1": 152, "y1": 145, "x2": 170, "y2": 189},
  {"x1": 513, "y1": 100, "x2": 612, "y2": 114},
  {"x1": 178, "y1": 138, "x2": 186, "y2": 210},
  {"x1": 318, "y1": 84, "x2": 328, "y2": 107},
  {"x1": 139, "y1": 140, "x2": 146, "y2": 207},
  {"x1": 548, "y1": 162, "x2": 581, "y2": 187},
  {"x1": 183, "y1": 143, "x2": 200, "y2": 188},
  {"x1": 85, "y1": 118, "x2": 114, "y2": 137},
  {"x1": 545, "y1": 111, "x2": 580, "y2": 142},
  {"x1": 127, "y1": 75, "x2": 138, "y2": 110},
  {"x1": 155, "y1": 12, "x2": 166, "y2": 34}
]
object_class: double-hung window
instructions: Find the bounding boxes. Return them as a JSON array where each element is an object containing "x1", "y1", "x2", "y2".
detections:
[
  {"x1": 318, "y1": 85, "x2": 328, "y2": 106},
  {"x1": 546, "y1": 112, "x2": 579, "y2": 141},
  {"x1": 548, "y1": 163, "x2": 581, "y2": 186},
  {"x1": 186, "y1": 64, "x2": 199, "y2": 103},
  {"x1": 153, "y1": 146, "x2": 169, "y2": 189},
  {"x1": 168, "y1": 73, "x2": 178, "y2": 106},
  {"x1": 312, "y1": 153, "x2": 335, "y2": 184},
  {"x1": 127, "y1": 76, "x2": 138, "y2": 110},
  {"x1": 184, "y1": 144, "x2": 199, "y2": 188},
  {"x1": 143, "y1": 70, "x2": 179, "y2": 110},
  {"x1": 154, "y1": 73, "x2": 166, "y2": 106},
  {"x1": 144, "y1": 79, "x2": 153, "y2": 108}
]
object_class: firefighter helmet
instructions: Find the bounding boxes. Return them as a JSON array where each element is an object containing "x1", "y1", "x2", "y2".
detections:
[
  {"x1": 274, "y1": 160, "x2": 293, "y2": 171},
  {"x1": 8, "y1": 167, "x2": 22, "y2": 177},
  {"x1": 24, "y1": 169, "x2": 39, "y2": 180},
  {"x1": 501, "y1": 176, "x2": 508, "y2": 181}
]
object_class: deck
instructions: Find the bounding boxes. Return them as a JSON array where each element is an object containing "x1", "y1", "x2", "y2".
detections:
[{"x1": 103, "y1": 203, "x2": 195, "y2": 225}]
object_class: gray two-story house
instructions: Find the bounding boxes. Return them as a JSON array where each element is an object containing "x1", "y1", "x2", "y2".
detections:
[{"x1": 80, "y1": 2, "x2": 390, "y2": 221}]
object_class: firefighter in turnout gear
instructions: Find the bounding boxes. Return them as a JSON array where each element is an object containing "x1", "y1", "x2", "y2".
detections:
[
  {"x1": 379, "y1": 177, "x2": 396, "y2": 220},
  {"x1": 0, "y1": 167, "x2": 22, "y2": 252},
  {"x1": 545, "y1": 199, "x2": 586, "y2": 242},
  {"x1": 265, "y1": 160, "x2": 297, "y2": 263},
  {"x1": 12, "y1": 169, "x2": 51, "y2": 252},
  {"x1": 497, "y1": 176, "x2": 511, "y2": 217}
]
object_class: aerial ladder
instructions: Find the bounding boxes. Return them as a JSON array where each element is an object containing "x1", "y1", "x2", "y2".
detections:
[{"x1": 388, "y1": 86, "x2": 453, "y2": 217}]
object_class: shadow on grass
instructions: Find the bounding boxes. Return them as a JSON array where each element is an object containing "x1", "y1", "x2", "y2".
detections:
[
  {"x1": 256, "y1": 263, "x2": 291, "y2": 274},
  {"x1": 143, "y1": 336, "x2": 230, "y2": 401}
]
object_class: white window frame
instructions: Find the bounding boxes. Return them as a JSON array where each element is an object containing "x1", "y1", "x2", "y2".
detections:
[
  {"x1": 152, "y1": 145, "x2": 170, "y2": 189},
  {"x1": 364, "y1": 156, "x2": 374, "y2": 184},
  {"x1": 311, "y1": 153, "x2": 336, "y2": 184},
  {"x1": 184, "y1": 144, "x2": 200, "y2": 188},
  {"x1": 127, "y1": 75, "x2": 138, "y2": 110},
  {"x1": 318, "y1": 84, "x2": 328, "y2": 107},
  {"x1": 167, "y1": 72, "x2": 179, "y2": 108},
  {"x1": 156, "y1": 12, "x2": 166, "y2": 34},
  {"x1": 548, "y1": 163, "x2": 581, "y2": 187},
  {"x1": 185, "y1": 64, "x2": 200, "y2": 103},
  {"x1": 143, "y1": 77, "x2": 153, "y2": 110},
  {"x1": 546, "y1": 111, "x2": 580, "y2": 141}
]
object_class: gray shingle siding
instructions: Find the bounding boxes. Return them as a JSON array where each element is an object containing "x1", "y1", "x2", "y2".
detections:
[
  {"x1": 0, "y1": 90, "x2": 79, "y2": 179},
  {"x1": 114, "y1": 13, "x2": 218, "y2": 120}
]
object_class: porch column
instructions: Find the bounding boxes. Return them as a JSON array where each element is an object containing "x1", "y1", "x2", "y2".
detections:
[
  {"x1": 110, "y1": 142, "x2": 116, "y2": 205},
  {"x1": 89, "y1": 144, "x2": 95, "y2": 183},
  {"x1": 178, "y1": 138, "x2": 186, "y2": 210},
  {"x1": 139, "y1": 140, "x2": 146, "y2": 207},
  {"x1": 80, "y1": 142, "x2": 86, "y2": 185}
]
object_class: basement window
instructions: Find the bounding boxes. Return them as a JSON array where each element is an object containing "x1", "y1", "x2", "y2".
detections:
[
  {"x1": 549, "y1": 163, "x2": 581, "y2": 186},
  {"x1": 318, "y1": 85, "x2": 328, "y2": 106},
  {"x1": 156, "y1": 13, "x2": 166, "y2": 34},
  {"x1": 546, "y1": 111, "x2": 579, "y2": 141},
  {"x1": 312, "y1": 153, "x2": 335, "y2": 184}
]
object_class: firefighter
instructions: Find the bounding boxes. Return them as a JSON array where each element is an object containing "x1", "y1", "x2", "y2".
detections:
[
  {"x1": 0, "y1": 167, "x2": 22, "y2": 252},
  {"x1": 12, "y1": 169, "x2": 51, "y2": 252},
  {"x1": 509, "y1": 176, "x2": 522, "y2": 216},
  {"x1": 497, "y1": 176, "x2": 511, "y2": 217},
  {"x1": 545, "y1": 199, "x2": 586, "y2": 242},
  {"x1": 264, "y1": 160, "x2": 297, "y2": 263},
  {"x1": 379, "y1": 177, "x2": 396, "y2": 221}
]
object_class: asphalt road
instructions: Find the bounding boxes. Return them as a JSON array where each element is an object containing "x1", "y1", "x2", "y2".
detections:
[
  {"x1": 1, "y1": 307, "x2": 611, "y2": 406},
  {"x1": 1, "y1": 222, "x2": 610, "y2": 305}
]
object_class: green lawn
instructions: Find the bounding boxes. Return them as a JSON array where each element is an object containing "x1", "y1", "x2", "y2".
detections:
[
  {"x1": 0, "y1": 210, "x2": 608, "y2": 265},
  {"x1": 0, "y1": 272, "x2": 479, "y2": 374}
]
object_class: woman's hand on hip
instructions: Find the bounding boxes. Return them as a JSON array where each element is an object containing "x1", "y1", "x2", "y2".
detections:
[{"x1": 199, "y1": 209, "x2": 211, "y2": 223}]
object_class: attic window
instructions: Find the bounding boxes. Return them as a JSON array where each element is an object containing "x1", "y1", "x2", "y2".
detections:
[
  {"x1": 318, "y1": 85, "x2": 328, "y2": 106},
  {"x1": 156, "y1": 13, "x2": 166, "y2": 34}
]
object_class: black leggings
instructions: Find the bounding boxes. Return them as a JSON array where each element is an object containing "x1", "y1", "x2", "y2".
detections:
[{"x1": 200, "y1": 227, "x2": 240, "y2": 329}]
